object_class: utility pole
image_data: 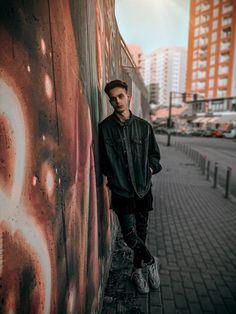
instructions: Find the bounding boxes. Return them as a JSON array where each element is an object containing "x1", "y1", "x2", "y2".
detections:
[{"x1": 167, "y1": 91, "x2": 172, "y2": 146}]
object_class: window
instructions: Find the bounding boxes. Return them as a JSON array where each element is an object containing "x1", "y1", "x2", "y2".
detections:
[
  {"x1": 195, "y1": 16, "x2": 200, "y2": 26},
  {"x1": 210, "y1": 55, "x2": 215, "y2": 65},
  {"x1": 212, "y1": 20, "x2": 218, "y2": 30},
  {"x1": 194, "y1": 27, "x2": 200, "y2": 37},
  {"x1": 218, "y1": 65, "x2": 229, "y2": 75},
  {"x1": 212, "y1": 32, "x2": 217, "y2": 42},
  {"x1": 218, "y1": 78, "x2": 227, "y2": 86},
  {"x1": 209, "y1": 67, "x2": 215, "y2": 77},
  {"x1": 209, "y1": 79, "x2": 214, "y2": 87},
  {"x1": 211, "y1": 44, "x2": 216, "y2": 54},
  {"x1": 213, "y1": 8, "x2": 219, "y2": 17},
  {"x1": 208, "y1": 90, "x2": 214, "y2": 98},
  {"x1": 192, "y1": 71, "x2": 197, "y2": 80},
  {"x1": 213, "y1": 0, "x2": 219, "y2": 5}
]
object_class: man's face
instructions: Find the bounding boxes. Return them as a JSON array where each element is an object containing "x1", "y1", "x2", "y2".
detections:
[{"x1": 109, "y1": 87, "x2": 130, "y2": 114}]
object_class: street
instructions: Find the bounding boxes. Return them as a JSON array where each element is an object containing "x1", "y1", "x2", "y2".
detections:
[{"x1": 156, "y1": 134, "x2": 236, "y2": 200}]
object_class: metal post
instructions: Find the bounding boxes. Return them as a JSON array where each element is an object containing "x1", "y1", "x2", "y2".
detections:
[
  {"x1": 167, "y1": 91, "x2": 172, "y2": 147},
  {"x1": 213, "y1": 162, "x2": 218, "y2": 188},
  {"x1": 206, "y1": 160, "x2": 210, "y2": 181},
  {"x1": 225, "y1": 166, "x2": 232, "y2": 198},
  {"x1": 202, "y1": 156, "x2": 206, "y2": 175}
]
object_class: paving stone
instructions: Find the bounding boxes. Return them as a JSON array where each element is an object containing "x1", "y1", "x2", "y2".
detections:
[
  {"x1": 194, "y1": 283, "x2": 208, "y2": 297},
  {"x1": 161, "y1": 286, "x2": 173, "y2": 300},
  {"x1": 199, "y1": 296, "x2": 215, "y2": 312},
  {"x1": 185, "y1": 288, "x2": 199, "y2": 303},
  {"x1": 203, "y1": 279, "x2": 217, "y2": 291},
  {"x1": 175, "y1": 294, "x2": 188, "y2": 309},
  {"x1": 218, "y1": 285, "x2": 233, "y2": 298},
  {"x1": 163, "y1": 299, "x2": 175, "y2": 314},
  {"x1": 224, "y1": 298, "x2": 236, "y2": 313},
  {"x1": 173, "y1": 282, "x2": 185, "y2": 295},
  {"x1": 189, "y1": 302, "x2": 203, "y2": 314}
]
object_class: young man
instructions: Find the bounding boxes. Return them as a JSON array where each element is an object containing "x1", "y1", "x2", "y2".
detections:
[{"x1": 99, "y1": 79, "x2": 162, "y2": 294}]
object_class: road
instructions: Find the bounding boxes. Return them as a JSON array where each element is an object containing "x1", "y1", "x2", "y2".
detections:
[{"x1": 156, "y1": 134, "x2": 236, "y2": 200}]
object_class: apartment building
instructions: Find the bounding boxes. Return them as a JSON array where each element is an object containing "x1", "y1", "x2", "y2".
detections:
[
  {"x1": 142, "y1": 47, "x2": 187, "y2": 106},
  {"x1": 127, "y1": 44, "x2": 143, "y2": 71},
  {"x1": 186, "y1": 0, "x2": 236, "y2": 101}
]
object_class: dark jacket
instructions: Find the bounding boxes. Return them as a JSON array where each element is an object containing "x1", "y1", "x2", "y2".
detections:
[{"x1": 99, "y1": 112, "x2": 162, "y2": 198}]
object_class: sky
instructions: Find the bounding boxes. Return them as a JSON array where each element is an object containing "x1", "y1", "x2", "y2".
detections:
[{"x1": 115, "y1": 0, "x2": 190, "y2": 54}]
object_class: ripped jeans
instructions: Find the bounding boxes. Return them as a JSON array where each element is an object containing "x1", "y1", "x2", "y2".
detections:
[{"x1": 117, "y1": 211, "x2": 153, "y2": 268}]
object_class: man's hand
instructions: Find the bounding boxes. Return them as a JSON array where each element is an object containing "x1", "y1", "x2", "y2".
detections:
[{"x1": 149, "y1": 167, "x2": 153, "y2": 175}]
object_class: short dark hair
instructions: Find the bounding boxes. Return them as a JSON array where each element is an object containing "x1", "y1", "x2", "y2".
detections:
[{"x1": 104, "y1": 80, "x2": 128, "y2": 96}]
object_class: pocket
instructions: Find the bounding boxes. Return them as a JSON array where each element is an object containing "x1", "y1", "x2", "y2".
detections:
[{"x1": 131, "y1": 136, "x2": 148, "y2": 157}]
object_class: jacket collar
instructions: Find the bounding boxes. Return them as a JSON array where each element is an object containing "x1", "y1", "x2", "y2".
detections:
[{"x1": 112, "y1": 110, "x2": 134, "y2": 126}]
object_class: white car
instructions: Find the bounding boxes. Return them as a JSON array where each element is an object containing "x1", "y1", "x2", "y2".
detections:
[{"x1": 223, "y1": 129, "x2": 236, "y2": 138}]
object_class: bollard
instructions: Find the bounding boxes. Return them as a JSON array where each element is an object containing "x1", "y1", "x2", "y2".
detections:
[
  {"x1": 167, "y1": 133, "x2": 171, "y2": 146},
  {"x1": 213, "y1": 162, "x2": 218, "y2": 188},
  {"x1": 206, "y1": 160, "x2": 210, "y2": 181},
  {"x1": 225, "y1": 166, "x2": 232, "y2": 198},
  {"x1": 202, "y1": 156, "x2": 206, "y2": 175}
]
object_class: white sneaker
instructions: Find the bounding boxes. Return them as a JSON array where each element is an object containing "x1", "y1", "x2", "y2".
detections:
[
  {"x1": 131, "y1": 268, "x2": 149, "y2": 294},
  {"x1": 147, "y1": 256, "x2": 160, "y2": 289}
]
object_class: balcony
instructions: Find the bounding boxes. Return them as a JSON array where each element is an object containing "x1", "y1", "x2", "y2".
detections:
[
  {"x1": 222, "y1": 4, "x2": 233, "y2": 14},
  {"x1": 201, "y1": 3, "x2": 210, "y2": 12},
  {"x1": 222, "y1": 16, "x2": 232, "y2": 26}
]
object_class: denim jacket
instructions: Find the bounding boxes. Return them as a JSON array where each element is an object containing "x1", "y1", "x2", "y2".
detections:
[{"x1": 98, "y1": 112, "x2": 162, "y2": 198}]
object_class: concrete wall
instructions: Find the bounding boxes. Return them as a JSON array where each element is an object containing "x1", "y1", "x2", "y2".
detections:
[{"x1": 0, "y1": 1, "x2": 147, "y2": 313}]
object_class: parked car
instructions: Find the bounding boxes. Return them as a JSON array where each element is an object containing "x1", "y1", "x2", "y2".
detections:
[
  {"x1": 223, "y1": 129, "x2": 236, "y2": 138},
  {"x1": 212, "y1": 129, "x2": 223, "y2": 138}
]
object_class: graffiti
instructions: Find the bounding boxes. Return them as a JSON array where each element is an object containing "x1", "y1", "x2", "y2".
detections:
[
  {"x1": 0, "y1": 0, "x2": 147, "y2": 312},
  {"x1": 0, "y1": 0, "x2": 115, "y2": 312}
]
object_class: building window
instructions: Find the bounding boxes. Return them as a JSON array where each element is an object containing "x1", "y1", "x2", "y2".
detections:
[
  {"x1": 208, "y1": 90, "x2": 214, "y2": 98},
  {"x1": 218, "y1": 78, "x2": 228, "y2": 86},
  {"x1": 195, "y1": 16, "x2": 200, "y2": 26},
  {"x1": 213, "y1": 8, "x2": 219, "y2": 17},
  {"x1": 212, "y1": 20, "x2": 218, "y2": 30},
  {"x1": 210, "y1": 55, "x2": 215, "y2": 65},
  {"x1": 212, "y1": 32, "x2": 217, "y2": 42},
  {"x1": 192, "y1": 71, "x2": 197, "y2": 80},
  {"x1": 209, "y1": 79, "x2": 214, "y2": 87},
  {"x1": 211, "y1": 44, "x2": 216, "y2": 54},
  {"x1": 213, "y1": 0, "x2": 219, "y2": 5},
  {"x1": 209, "y1": 67, "x2": 215, "y2": 77},
  {"x1": 192, "y1": 82, "x2": 196, "y2": 90},
  {"x1": 195, "y1": 4, "x2": 201, "y2": 12},
  {"x1": 194, "y1": 27, "x2": 200, "y2": 37},
  {"x1": 218, "y1": 65, "x2": 229, "y2": 75},
  {"x1": 222, "y1": 4, "x2": 233, "y2": 14}
]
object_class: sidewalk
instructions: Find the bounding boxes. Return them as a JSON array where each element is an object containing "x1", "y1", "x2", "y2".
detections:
[{"x1": 101, "y1": 144, "x2": 236, "y2": 314}]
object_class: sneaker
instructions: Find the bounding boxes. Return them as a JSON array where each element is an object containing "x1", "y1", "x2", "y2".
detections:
[
  {"x1": 131, "y1": 268, "x2": 149, "y2": 294},
  {"x1": 147, "y1": 256, "x2": 160, "y2": 289}
]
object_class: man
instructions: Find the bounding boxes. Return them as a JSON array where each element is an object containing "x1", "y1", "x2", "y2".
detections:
[{"x1": 99, "y1": 79, "x2": 162, "y2": 294}]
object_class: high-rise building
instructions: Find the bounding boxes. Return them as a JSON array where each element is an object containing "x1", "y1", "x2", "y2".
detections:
[
  {"x1": 142, "y1": 47, "x2": 187, "y2": 106},
  {"x1": 127, "y1": 44, "x2": 143, "y2": 71},
  {"x1": 186, "y1": 0, "x2": 236, "y2": 99}
]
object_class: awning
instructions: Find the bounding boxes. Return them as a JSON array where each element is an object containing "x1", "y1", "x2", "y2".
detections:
[
  {"x1": 192, "y1": 117, "x2": 205, "y2": 123},
  {"x1": 193, "y1": 117, "x2": 212, "y2": 123},
  {"x1": 207, "y1": 117, "x2": 220, "y2": 123}
]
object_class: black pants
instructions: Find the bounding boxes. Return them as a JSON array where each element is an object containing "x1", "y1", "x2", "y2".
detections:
[{"x1": 116, "y1": 211, "x2": 153, "y2": 268}]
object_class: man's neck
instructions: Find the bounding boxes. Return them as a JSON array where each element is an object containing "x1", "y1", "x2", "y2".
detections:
[{"x1": 115, "y1": 110, "x2": 130, "y2": 122}]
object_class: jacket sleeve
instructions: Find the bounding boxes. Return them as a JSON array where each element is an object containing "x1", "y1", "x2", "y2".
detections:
[
  {"x1": 148, "y1": 124, "x2": 162, "y2": 174},
  {"x1": 98, "y1": 123, "x2": 109, "y2": 176}
]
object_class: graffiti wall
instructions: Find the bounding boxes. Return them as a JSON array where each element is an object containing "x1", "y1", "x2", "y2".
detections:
[
  {"x1": 0, "y1": 0, "x2": 119, "y2": 314},
  {"x1": 0, "y1": 0, "x2": 147, "y2": 313}
]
